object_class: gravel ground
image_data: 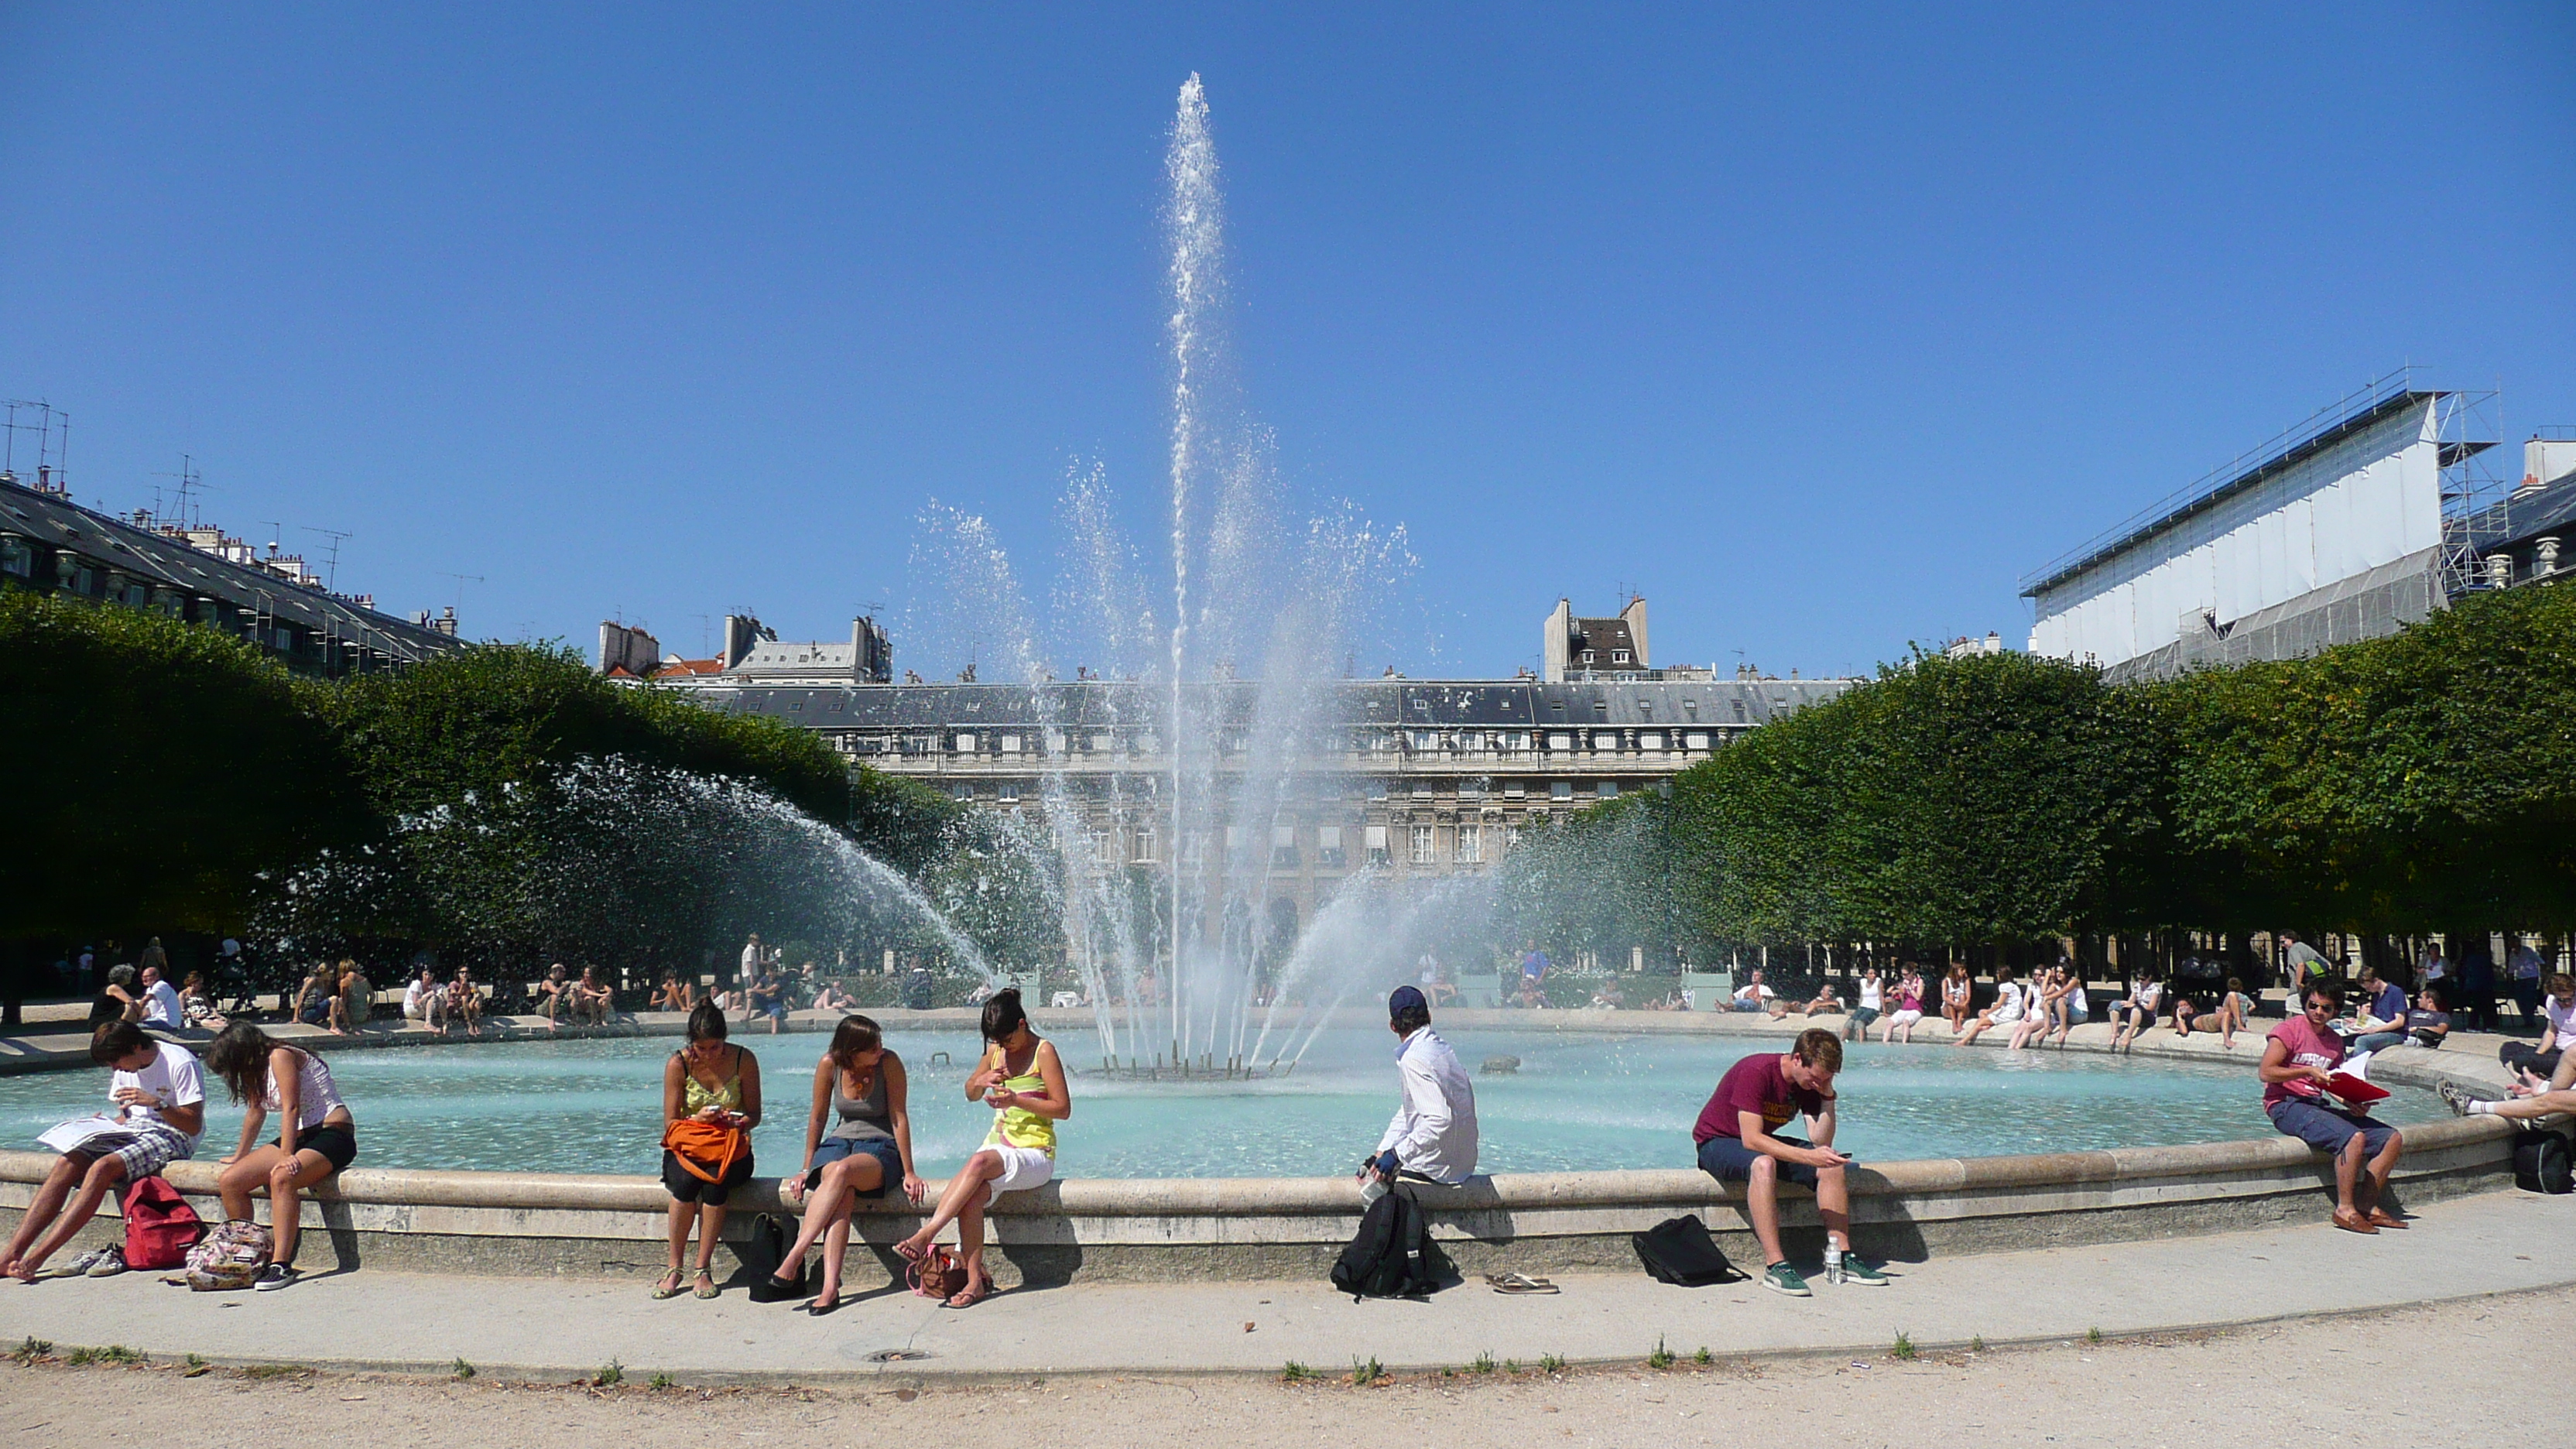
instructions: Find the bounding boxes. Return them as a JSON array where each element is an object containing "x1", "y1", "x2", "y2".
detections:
[{"x1": 7, "y1": 1283, "x2": 2561, "y2": 1448}]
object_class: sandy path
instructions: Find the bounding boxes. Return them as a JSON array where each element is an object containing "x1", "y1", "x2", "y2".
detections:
[{"x1": 7, "y1": 1283, "x2": 2562, "y2": 1448}]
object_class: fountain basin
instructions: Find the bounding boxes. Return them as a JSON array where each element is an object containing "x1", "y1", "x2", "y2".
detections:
[{"x1": 0, "y1": 1012, "x2": 2517, "y2": 1282}]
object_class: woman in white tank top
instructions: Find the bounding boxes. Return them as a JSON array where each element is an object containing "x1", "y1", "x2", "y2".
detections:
[{"x1": 207, "y1": 1023, "x2": 357, "y2": 1291}]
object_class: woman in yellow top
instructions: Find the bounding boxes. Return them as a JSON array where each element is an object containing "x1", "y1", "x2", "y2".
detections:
[
  {"x1": 655, "y1": 1001, "x2": 762, "y2": 1300},
  {"x1": 894, "y1": 988, "x2": 1069, "y2": 1309}
]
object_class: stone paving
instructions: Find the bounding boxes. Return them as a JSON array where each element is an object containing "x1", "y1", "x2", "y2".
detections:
[{"x1": 0, "y1": 1189, "x2": 2564, "y2": 1383}]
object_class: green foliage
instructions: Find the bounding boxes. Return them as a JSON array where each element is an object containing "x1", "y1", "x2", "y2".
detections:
[
  {"x1": 1469, "y1": 1350, "x2": 1496, "y2": 1374},
  {"x1": 451, "y1": 1357, "x2": 475, "y2": 1379},
  {"x1": 648, "y1": 1372, "x2": 673, "y2": 1390},
  {"x1": 1279, "y1": 1360, "x2": 1310, "y2": 1382},
  {"x1": 594, "y1": 1358, "x2": 623, "y2": 1387},
  {"x1": 1539, "y1": 1352, "x2": 1565, "y2": 1374},
  {"x1": 12, "y1": 1337, "x2": 53, "y2": 1363},
  {"x1": 1673, "y1": 649, "x2": 2165, "y2": 946},
  {"x1": 1889, "y1": 1330, "x2": 1917, "y2": 1362},
  {"x1": 1646, "y1": 1336, "x2": 1674, "y2": 1369},
  {"x1": 1350, "y1": 1355, "x2": 1383, "y2": 1386},
  {"x1": 0, "y1": 591, "x2": 370, "y2": 937}
]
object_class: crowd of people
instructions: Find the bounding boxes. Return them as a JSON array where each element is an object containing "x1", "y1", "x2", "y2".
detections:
[{"x1": 14, "y1": 930, "x2": 2565, "y2": 1310}]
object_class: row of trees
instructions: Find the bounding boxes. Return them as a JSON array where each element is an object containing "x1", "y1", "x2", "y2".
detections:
[
  {"x1": 1498, "y1": 582, "x2": 2576, "y2": 969},
  {"x1": 1, "y1": 591, "x2": 1042, "y2": 987}
]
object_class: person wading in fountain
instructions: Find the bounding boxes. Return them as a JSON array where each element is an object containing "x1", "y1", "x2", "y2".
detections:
[
  {"x1": 895, "y1": 989, "x2": 1067, "y2": 1310},
  {"x1": 1692, "y1": 1028, "x2": 1889, "y2": 1297}
]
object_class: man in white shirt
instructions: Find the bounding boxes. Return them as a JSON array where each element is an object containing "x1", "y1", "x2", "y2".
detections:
[
  {"x1": 740, "y1": 934, "x2": 765, "y2": 989},
  {"x1": 1358, "y1": 986, "x2": 1478, "y2": 1201},
  {"x1": 139, "y1": 965, "x2": 183, "y2": 1028},
  {"x1": 2, "y1": 1022, "x2": 206, "y2": 1282}
]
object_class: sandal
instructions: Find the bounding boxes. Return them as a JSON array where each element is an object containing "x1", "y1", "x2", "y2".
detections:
[
  {"x1": 892, "y1": 1238, "x2": 927, "y2": 1265},
  {"x1": 692, "y1": 1270, "x2": 721, "y2": 1299},
  {"x1": 942, "y1": 1279, "x2": 991, "y2": 1310},
  {"x1": 1485, "y1": 1273, "x2": 1559, "y2": 1295},
  {"x1": 651, "y1": 1270, "x2": 687, "y2": 1300}
]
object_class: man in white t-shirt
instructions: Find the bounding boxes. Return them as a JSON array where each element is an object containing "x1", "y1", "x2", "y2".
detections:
[
  {"x1": 139, "y1": 965, "x2": 183, "y2": 1028},
  {"x1": 2, "y1": 1022, "x2": 206, "y2": 1282}
]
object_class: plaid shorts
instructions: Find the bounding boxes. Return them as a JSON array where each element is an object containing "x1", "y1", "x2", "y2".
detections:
[{"x1": 92, "y1": 1122, "x2": 192, "y2": 1180}]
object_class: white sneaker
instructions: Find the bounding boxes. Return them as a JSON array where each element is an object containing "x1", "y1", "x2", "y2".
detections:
[
  {"x1": 84, "y1": 1245, "x2": 128, "y2": 1278},
  {"x1": 252, "y1": 1262, "x2": 300, "y2": 1292},
  {"x1": 58, "y1": 1247, "x2": 115, "y2": 1278}
]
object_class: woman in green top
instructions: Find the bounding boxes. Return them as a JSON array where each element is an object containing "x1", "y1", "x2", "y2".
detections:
[
  {"x1": 655, "y1": 1001, "x2": 761, "y2": 1300},
  {"x1": 893, "y1": 989, "x2": 1069, "y2": 1309}
]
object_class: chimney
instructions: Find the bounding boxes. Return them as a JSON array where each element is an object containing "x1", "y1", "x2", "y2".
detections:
[
  {"x1": 1620, "y1": 595, "x2": 1649, "y2": 670},
  {"x1": 2522, "y1": 437, "x2": 2576, "y2": 498},
  {"x1": 1541, "y1": 598, "x2": 1572, "y2": 683},
  {"x1": 721, "y1": 615, "x2": 763, "y2": 670}
]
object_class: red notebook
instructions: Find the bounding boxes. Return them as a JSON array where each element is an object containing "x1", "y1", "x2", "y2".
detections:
[{"x1": 2326, "y1": 1072, "x2": 2389, "y2": 1105}]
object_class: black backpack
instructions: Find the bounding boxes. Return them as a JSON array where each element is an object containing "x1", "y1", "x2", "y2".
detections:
[
  {"x1": 2514, "y1": 1127, "x2": 2574, "y2": 1195},
  {"x1": 1331, "y1": 1190, "x2": 1444, "y2": 1300},
  {"x1": 1633, "y1": 1214, "x2": 1742, "y2": 1286},
  {"x1": 743, "y1": 1213, "x2": 805, "y2": 1300}
]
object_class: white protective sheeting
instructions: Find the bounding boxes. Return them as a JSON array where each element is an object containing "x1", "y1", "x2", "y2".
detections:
[{"x1": 2029, "y1": 399, "x2": 2443, "y2": 670}]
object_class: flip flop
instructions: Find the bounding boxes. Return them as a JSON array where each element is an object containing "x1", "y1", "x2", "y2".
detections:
[
  {"x1": 1485, "y1": 1273, "x2": 1559, "y2": 1294},
  {"x1": 941, "y1": 1281, "x2": 991, "y2": 1310},
  {"x1": 892, "y1": 1239, "x2": 927, "y2": 1265}
]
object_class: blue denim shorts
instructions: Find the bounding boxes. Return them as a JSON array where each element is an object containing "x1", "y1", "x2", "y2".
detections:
[{"x1": 807, "y1": 1134, "x2": 902, "y2": 1197}]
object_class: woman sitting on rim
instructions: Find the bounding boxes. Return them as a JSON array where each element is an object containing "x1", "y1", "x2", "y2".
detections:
[
  {"x1": 894, "y1": 989, "x2": 1069, "y2": 1310},
  {"x1": 1939, "y1": 964, "x2": 1972, "y2": 1034},
  {"x1": 207, "y1": 1021, "x2": 358, "y2": 1292},
  {"x1": 656, "y1": 1001, "x2": 760, "y2": 1300},
  {"x1": 765, "y1": 1016, "x2": 927, "y2": 1313},
  {"x1": 88, "y1": 963, "x2": 144, "y2": 1029}
]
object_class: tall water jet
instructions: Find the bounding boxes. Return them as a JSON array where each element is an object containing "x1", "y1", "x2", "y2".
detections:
[{"x1": 1163, "y1": 73, "x2": 1223, "y2": 1064}]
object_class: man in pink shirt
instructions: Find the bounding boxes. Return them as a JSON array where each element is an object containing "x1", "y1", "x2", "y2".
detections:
[{"x1": 2260, "y1": 984, "x2": 2406, "y2": 1234}]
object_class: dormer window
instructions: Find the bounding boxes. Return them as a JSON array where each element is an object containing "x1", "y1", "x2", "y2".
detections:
[
  {"x1": 1612, "y1": 650, "x2": 1629, "y2": 664},
  {"x1": 1581, "y1": 650, "x2": 1595, "y2": 664}
]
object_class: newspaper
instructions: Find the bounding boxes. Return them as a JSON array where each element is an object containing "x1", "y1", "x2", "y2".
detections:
[{"x1": 36, "y1": 1114, "x2": 135, "y2": 1156}]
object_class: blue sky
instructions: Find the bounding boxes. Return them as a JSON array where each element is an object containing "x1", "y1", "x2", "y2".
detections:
[{"x1": 5, "y1": 5, "x2": 2571, "y2": 679}]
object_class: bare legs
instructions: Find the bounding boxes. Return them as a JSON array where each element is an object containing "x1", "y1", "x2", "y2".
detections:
[
  {"x1": 663, "y1": 1198, "x2": 727, "y2": 1293},
  {"x1": 773, "y1": 1154, "x2": 886, "y2": 1307},
  {"x1": 2, "y1": 1151, "x2": 128, "y2": 1279},
  {"x1": 217, "y1": 1145, "x2": 337, "y2": 1267},
  {"x1": 1742, "y1": 1155, "x2": 1851, "y2": 1268},
  {"x1": 2333, "y1": 1129, "x2": 2403, "y2": 1223},
  {"x1": 897, "y1": 1148, "x2": 1005, "y2": 1305}
]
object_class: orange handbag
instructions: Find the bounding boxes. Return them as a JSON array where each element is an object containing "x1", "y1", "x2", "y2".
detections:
[{"x1": 660, "y1": 1117, "x2": 746, "y2": 1184}]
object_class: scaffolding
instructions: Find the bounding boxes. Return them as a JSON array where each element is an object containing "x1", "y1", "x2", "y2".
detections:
[{"x1": 2433, "y1": 386, "x2": 2506, "y2": 599}]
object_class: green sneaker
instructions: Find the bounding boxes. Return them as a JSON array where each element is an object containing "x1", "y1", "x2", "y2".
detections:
[
  {"x1": 1761, "y1": 1262, "x2": 1811, "y2": 1297},
  {"x1": 1835, "y1": 1257, "x2": 1889, "y2": 1286}
]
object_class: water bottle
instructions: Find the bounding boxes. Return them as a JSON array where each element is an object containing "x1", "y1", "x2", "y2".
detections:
[{"x1": 1824, "y1": 1249, "x2": 1845, "y2": 1286}]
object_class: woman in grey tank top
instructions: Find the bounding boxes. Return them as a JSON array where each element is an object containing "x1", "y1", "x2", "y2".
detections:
[{"x1": 768, "y1": 1016, "x2": 922, "y2": 1312}]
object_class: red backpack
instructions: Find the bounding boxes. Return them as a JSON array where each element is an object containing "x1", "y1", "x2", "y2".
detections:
[{"x1": 121, "y1": 1174, "x2": 205, "y2": 1270}]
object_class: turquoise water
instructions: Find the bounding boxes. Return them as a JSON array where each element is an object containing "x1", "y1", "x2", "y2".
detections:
[{"x1": 0, "y1": 1031, "x2": 2444, "y2": 1180}]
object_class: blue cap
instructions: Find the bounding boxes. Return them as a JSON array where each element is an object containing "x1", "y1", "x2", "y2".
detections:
[{"x1": 1389, "y1": 985, "x2": 1428, "y2": 1019}]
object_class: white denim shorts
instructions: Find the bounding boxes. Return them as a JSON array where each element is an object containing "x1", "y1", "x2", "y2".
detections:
[{"x1": 983, "y1": 1144, "x2": 1053, "y2": 1203}]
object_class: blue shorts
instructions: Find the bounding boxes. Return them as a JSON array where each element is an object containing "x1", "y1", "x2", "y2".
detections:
[
  {"x1": 2269, "y1": 1099, "x2": 2398, "y2": 1158},
  {"x1": 807, "y1": 1134, "x2": 901, "y2": 1197},
  {"x1": 1697, "y1": 1133, "x2": 1821, "y2": 1188}
]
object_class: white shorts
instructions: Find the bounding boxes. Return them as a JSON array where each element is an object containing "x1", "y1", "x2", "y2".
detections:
[
  {"x1": 1888, "y1": 1009, "x2": 1923, "y2": 1026},
  {"x1": 981, "y1": 1145, "x2": 1053, "y2": 1202}
]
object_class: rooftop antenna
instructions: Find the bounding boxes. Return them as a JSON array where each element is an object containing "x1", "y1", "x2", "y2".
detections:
[
  {"x1": 693, "y1": 613, "x2": 712, "y2": 658},
  {"x1": 303, "y1": 526, "x2": 353, "y2": 591},
  {"x1": 151, "y1": 455, "x2": 207, "y2": 529},
  {"x1": 442, "y1": 573, "x2": 484, "y2": 612},
  {"x1": 259, "y1": 522, "x2": 286, "y2": 557}
]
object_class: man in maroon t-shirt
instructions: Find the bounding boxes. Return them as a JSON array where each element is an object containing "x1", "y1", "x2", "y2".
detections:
[
  {"x1": 1692, "y1": 1028, "x2": 1886, "y2": 1297},
  {"x1": 2261, "y1": 983, "x2": 2405, "y2": 1234}
]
